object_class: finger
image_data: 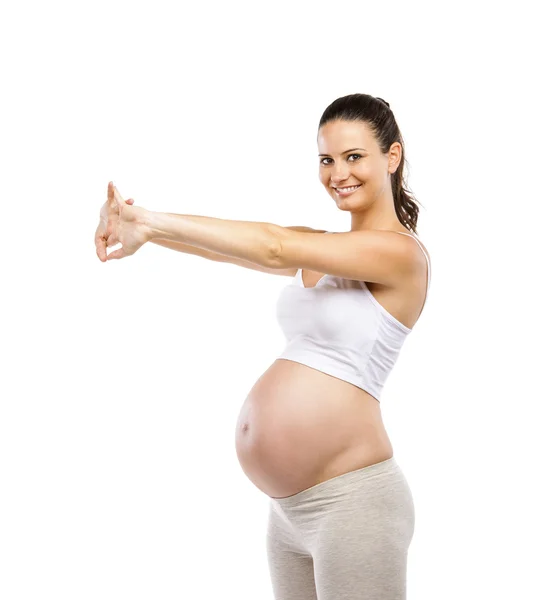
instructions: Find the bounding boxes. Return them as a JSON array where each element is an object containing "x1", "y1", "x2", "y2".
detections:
[
  {"x1": 105, "y1": 220, "x2": 115, "y2": 239},
  {"x1": 108, "y1": 181, "x2": 114, "y2": 205},
  {"x1": 113, "y1": 185, "x2": 126, "y2": 207},
  {"x1": 106, "y1": 233, "x2": 118, "y2": 246},
  {"x1": 94, "y1": 224, "x2": 107, "y2": 261},
  {"x1": 96, "y1": 236, "x2": 107, "y2": 262}
]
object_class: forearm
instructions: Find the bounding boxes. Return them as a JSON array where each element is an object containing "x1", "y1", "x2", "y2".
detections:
[
  {"x1": 149, "y1": 237, "x2": 223, "y2": 262},
  {"x1": 144, "y1": 210, "x2": 280, "y2": 267}
]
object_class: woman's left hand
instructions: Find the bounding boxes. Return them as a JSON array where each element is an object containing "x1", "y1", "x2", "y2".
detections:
[{"x1": 103, "y1": 182, "x2": 151, "y2": 261}]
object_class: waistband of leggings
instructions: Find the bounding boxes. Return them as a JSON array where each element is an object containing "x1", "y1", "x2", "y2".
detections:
[{"x1": 271, "y1": 456, "x2": 400, "y2": 507}]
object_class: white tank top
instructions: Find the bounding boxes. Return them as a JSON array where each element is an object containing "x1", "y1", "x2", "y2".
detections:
[{"x1": 275, "y1": 231, "x2": 431, "y2": 401}]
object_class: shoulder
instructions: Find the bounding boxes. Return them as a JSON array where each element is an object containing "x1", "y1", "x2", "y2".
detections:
[
  {"x1": 273, "y1": 226, "x2": 425, "y2": 287},
  {"x1": 393, "y1": 229, "x2": 431, "y2": 272}
]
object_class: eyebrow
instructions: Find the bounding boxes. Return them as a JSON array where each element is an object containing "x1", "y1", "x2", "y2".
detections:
[{"x1": 318, "y1": 147, "x2": 367, "y2": 157}]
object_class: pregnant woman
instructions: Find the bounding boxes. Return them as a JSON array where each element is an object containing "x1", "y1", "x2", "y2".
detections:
[{"x1": 95, "y1": 93, "x2": 431, "y2": 600}]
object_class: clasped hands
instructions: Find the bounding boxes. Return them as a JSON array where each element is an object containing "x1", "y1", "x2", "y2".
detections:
[{"x1": 95, "y1": 182, "x2": 151, "y2": 262}]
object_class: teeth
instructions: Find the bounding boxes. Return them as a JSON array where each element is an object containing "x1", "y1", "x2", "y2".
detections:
[{"x1": 336, "y1": 185, "x2": 360, "y2": 192}]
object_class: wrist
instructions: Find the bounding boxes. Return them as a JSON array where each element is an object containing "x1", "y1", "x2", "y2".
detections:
[
  {"x1": 142, "y1": 209, "x2": 163, "y2": 242},
  {"x1": 143, "y1": 210, "x2": 185, "y2": 243}
]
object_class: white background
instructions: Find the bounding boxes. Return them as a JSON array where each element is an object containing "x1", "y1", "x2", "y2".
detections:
[{"x1": 1, "y1": 1, "x2": 543, "y2": 598}]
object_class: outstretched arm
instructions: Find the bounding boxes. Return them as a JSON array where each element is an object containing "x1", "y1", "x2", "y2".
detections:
[
  {"x1": 148, "y1": 225, "x2": 327, "y2": 277},
  {"x1": 96, "y1": 182, "x2": 321, "y2": 269},
  {"x1": 144, "y1": 211, "x2": 280, "y2": 267}
]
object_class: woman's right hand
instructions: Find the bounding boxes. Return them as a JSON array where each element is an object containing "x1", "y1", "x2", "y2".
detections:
[{"x1": 95, "y1": 182, "x2": 135, "y2": 262}]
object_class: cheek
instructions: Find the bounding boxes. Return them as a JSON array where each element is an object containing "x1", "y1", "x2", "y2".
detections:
[{"x1": 355, "y1": 164, "x2": 368, "y2": 177}]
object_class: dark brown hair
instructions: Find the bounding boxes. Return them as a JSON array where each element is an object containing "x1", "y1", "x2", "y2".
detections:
[{"x1": 318, "y1": 93, "x2": 422, "y2": 233}]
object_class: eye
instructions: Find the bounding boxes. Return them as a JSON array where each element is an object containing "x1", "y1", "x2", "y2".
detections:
[{"x1": 320, "y1": 153, "x2": 362, "y2": 166}]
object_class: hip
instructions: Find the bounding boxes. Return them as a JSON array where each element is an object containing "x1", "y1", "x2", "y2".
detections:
[{"x1": 267, "y1": 456, "x2": 416, "y2": 557}]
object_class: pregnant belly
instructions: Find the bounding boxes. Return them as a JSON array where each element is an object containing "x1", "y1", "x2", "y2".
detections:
[{"x1": 234, "y1": 358, "x2": 394, "y2": 499}]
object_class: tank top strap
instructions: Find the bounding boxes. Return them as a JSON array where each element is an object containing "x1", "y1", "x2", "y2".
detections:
[{"x1": 393, "y1": 231, "x2": 431, "y2": 305}]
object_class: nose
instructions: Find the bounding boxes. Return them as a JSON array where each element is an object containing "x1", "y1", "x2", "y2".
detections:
[{"x1": 329, "y1": 162, "x2": 351, "y2": 184}]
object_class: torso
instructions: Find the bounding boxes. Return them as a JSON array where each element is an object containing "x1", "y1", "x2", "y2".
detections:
[{"x1": 234, "y1": 229, "x2": 430, "y2": 499}]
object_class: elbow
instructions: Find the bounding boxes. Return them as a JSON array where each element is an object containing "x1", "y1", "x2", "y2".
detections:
[{"x1": 266, "y1": 223, "x2": 284, "y2": 268}]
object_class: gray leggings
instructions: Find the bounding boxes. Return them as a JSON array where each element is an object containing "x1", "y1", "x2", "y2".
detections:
[{"x1": 265, "y1": 457, "x2": 415, "y2": 600}]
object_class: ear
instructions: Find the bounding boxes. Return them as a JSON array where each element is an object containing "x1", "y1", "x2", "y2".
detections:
[{"x1": 388, "y1": 142, "x2": 402, "y2": 175}]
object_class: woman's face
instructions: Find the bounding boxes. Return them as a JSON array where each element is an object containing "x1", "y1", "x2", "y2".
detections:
[{"x1": 317, "y1": 119, "x2": 399, "y2": 210}]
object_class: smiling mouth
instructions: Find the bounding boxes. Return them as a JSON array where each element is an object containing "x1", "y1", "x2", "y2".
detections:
[{"x1": 334, "y1": 184, "x2": 362, "y2": 195}]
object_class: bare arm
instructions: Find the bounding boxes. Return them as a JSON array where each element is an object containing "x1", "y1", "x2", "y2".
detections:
[
  {"x1": 149, "y1": 223, "x2": 327, "y2": 277},
  {"x1": 144, "y1": 210, "x2": 278, "y2": 267}
]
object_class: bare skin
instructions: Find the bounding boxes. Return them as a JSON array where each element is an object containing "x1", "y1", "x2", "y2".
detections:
[
  {"x1": 96, "y1": 120, "x2": 430, "y2": 499},
  {"x1": 234, "y1": 244, "x2": 428, "y2": 499},
  {"x1": 94, "y1": 182, "x2": 149, "y2": 262}
]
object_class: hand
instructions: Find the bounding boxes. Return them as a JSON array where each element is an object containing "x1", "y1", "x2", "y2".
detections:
[
  {"x1": 95, "y1": 182, "x2": 134, "y2": 262},
  {"x1": 95, "y1": 182, "x2": 150, "y2": 262}
]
